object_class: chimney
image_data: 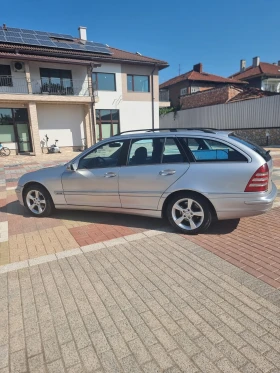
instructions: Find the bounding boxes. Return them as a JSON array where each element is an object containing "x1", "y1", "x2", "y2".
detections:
[
  {"x1": 240, "y1": 59, "x2": 246, "y2": 72},
  {"x1": 278, "y1": 61, "x2": 280, "y2": 66},
  {"x1": 3, "y1": 24, "x2": 7, "y2": 30},
  {"x1": 78, "y1": 26, "x2": 87, "y2": 40},
  {"x1": 193, "y1": 63, "x2": 203, "y2": 73},
  {"x1": 252, "y1": 56, "x2": 260, "y2": 67}
]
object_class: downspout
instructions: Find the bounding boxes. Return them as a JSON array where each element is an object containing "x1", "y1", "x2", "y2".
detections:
[{"x1": 151, "y1": 64, "x2": 157, "y2": 129}]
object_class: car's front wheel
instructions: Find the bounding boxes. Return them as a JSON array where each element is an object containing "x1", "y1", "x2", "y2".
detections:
[
  {"x1": 24, "y1": 185, "x2": 54, "y2": 217},
  {"x1": 166, "y1": 192, "x2": 212, "y2": 234}
]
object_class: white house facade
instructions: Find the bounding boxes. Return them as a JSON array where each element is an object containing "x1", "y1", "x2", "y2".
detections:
[{"x1": 0, "y1": 25, "x2": 168, "y2": 154}]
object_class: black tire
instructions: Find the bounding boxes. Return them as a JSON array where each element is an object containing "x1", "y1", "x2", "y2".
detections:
[
  {"x1": 2, "y1": 147, "x2": 10, "y2": 156},
  {"x1": 166, "y1": 192, "x2": 212, "y2": 234},
  {"x1": 23, "y1": 184, "x2": 54, "y2": 217}
]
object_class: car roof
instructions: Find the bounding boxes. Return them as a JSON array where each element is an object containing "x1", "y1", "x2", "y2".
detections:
[{"x1": 112, "y1": 129, "x2": 233, "y2": 141}]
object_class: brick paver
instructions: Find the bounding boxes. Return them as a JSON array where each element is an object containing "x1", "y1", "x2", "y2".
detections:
[{"x1": 1, "y1": 233, "x2": 280, "y2": 372}]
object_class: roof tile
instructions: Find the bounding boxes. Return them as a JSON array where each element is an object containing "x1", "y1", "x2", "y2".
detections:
[{"x1": 230, "y1": 62, "x2": 280, "y2": 80}]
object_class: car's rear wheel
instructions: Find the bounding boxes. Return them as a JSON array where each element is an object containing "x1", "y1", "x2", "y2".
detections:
[
  {"x1": 166, "y1": 192, "x2": 212, "y2": 234},
  {"x1": 24, "y1": 185, "x2": 54, "y2": 217}
]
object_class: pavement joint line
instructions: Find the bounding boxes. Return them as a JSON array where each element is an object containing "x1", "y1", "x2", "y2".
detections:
[{"x1": 0, "y1": 229, "x2": 165, "y2": 273}]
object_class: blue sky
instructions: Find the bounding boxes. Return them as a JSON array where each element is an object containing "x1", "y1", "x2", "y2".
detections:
[{"x1": 2, "y1": 0, "x2": 280, "y2": 83}]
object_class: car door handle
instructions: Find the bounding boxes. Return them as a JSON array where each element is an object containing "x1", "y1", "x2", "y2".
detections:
[
  {"x1": 104, "y1": 172, "x2": 117, "y2": 178},
  {"x1": 159, "y1": 169, "x2": 176, "y2": 176}
]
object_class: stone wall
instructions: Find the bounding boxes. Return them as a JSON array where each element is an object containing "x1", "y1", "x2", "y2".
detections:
[{"x1": 233, "y1": 128, "x2": 280, "y2": 146}]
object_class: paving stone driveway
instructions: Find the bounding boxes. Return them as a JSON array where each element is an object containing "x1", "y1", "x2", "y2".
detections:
[
  {"x1": 1, "y1": 233, "x2": 280, "y2": 373},
  {"x1": 0, "y1": 150, "x2": 280, "y2": 372}
]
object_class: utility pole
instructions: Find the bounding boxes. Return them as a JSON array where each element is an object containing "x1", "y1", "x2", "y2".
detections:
[{"x1": 179, "y1": 64, "x2": 181, "y2": 76}]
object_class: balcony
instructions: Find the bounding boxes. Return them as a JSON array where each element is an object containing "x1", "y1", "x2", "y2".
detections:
[
  {"x1": 159, "y1": 89, "x2": 170, "y2": 107},
  {"x1": 0, "y1": 76, "x2": 94, "y2": 97}
]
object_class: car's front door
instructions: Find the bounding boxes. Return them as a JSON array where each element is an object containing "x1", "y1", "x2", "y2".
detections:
[
  {"x1": 61, "y1": 140, "x2": 125, "y2": 207},
  {"x1": 119, "y1": 137, "x2": 190, "y2": 210}
]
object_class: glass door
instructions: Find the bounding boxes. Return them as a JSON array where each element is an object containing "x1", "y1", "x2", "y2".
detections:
[{"x1": 16, "y1": 123, "x2": 32, "y2": 152}]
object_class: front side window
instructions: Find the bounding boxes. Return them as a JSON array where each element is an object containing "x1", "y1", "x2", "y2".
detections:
[
  {"x1": 0, "y1": 64, "x2": 12, "y2": 87},
  {"x1": 79, "y1": 141, "x2": 124, "y2": 169},
  {"x1": 182, "y1": 137, "x2": 247, "y2": 162},
  {"x1": 128, "y1": 137, "x2": 185, "y2": 166},
  {"x1": 92, "y1": 72, "x2": 116, "y2": 91},
  {"x1": 95, "y1": 109, "x2": 120, "y2": 141},
  {"x1": 40, "y1": 68, "x2": 73, "y2": 94},
  {"x1": 127, "y1": 75, "x2": 149, "y2": 92}
]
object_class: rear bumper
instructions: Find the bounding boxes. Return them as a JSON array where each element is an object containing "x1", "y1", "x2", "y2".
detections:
[{"x1": 209, "y1": 182, "x2": 278, "y2": 220}]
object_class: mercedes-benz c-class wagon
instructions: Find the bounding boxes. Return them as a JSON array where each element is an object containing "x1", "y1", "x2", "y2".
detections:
[{"x1": 16, "y1": 129, "x2": 277, "y2": 234}]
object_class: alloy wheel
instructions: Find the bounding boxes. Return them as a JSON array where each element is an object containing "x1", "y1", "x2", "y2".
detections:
[
  {"x1": 26, "y1": 190, "x2": 47, "y2": 215},
  {"x1": 171, "y1": 198, "x2": 204, "y2": 231}
]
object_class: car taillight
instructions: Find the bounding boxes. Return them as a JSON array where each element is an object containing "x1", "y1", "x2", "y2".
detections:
[{"x1": 245, "y1": 164, "x2": 269, "y2": 192}]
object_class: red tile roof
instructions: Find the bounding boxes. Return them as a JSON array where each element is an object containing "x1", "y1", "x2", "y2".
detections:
[
  {"x1": 160, "y1": 70, "x2": 245, "y2": 89},
  {"x1": 230, "y1": 62, "x2": 280, "y2": 80},
  {"x1": 228, "y1": 86, "x2": 278, "y2": 102},
  {"x1": 0, "y1": 43, "x2": 168, "y2": 69}
]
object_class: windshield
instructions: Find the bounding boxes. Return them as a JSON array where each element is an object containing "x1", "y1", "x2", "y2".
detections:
[{"x1": 229, "y1": 134, "x2": 271, "y2": 162}]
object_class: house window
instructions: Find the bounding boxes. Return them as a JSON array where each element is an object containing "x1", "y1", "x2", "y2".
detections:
[
  {"x1": 92, "y1": 72, "x2": 116, "y2": 91},
  {"x1": 95, "y1": 109, "x2": 120, "y2": 141},
  {"x1": 191, "y1": 86, "x2": 200, "y2": 94},
  {"x1": 127, "y1": 75, "x2": 150, "y2": 92},
  {"x1": 40, "y1": 68, "x2": 73, "y2": 95},
  {"x1": 180, "y1": 87, "x2": 187, "y2": 96},
  {"x1": 0, "y1": 65, "x2": 12, "y2": 87}
]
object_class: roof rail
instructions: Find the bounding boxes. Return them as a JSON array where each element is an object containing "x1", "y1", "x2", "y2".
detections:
[{"x1": 115, "y1": 128, "x2": 217, "y2": 136}]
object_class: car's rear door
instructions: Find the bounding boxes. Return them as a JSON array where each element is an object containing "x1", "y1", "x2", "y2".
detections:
[{"x1": 118, "y1": 136, "x2": 190, "y2": 210}]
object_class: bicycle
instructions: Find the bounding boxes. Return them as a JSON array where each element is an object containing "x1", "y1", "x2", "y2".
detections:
[{"x1": 0, "y1": 143, "x2": 10, "y2": 156}]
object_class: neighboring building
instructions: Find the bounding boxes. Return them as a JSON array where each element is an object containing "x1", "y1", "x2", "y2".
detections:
[
  {"x1": 180, "y1": 85, "x2": 277, "y2": 110},
  {"x1": 230, "y1": 57, "x2": 280, "y2": 92},
  {"x1": 159, "y1": 63, "x2": 245, "y2": 107},
  {"x1": 0, "y1": 24, "x2": 168, "y2": 155}
]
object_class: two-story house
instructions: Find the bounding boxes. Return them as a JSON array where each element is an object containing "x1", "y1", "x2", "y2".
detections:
[
  {"x1": 0, "y1": 24, "x2": 168, "y2": 154},
  {"x1": 230, "y1": 57, "x2": 280, "y2": 93},
  {"x1": 159, "y1": 63, "x2": 245, "y2": 107}
]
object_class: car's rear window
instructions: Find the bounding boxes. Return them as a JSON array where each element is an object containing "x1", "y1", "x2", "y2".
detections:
[
  {"x1": 181, "y1": 137, "x2": 248, "y2": 162},
  {"x1": 229, "y1": 134, "x2": 271, "y2": 162}
]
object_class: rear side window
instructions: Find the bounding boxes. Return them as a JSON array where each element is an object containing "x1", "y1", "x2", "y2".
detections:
[
  {"x1": 229, "y1": 134, "x2": 271, "y2": 162},
  {"x1": 182, "y1": 137, "x2": 248, "y2": 162}
]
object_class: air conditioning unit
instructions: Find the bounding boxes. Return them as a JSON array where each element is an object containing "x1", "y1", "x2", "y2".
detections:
[{"x1": 13, "y1": 61, "x2": 25, "y2": 72}]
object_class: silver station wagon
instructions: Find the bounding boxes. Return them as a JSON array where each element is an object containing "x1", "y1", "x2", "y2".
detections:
[{"x1": 16, "y1": 129, "x2": 277, "y2": 234}]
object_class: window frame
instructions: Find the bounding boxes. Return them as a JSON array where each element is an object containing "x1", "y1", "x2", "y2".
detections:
[
  {"x1": 127, "y1": 74, "x2": 150, "y2": 92},
  {"x1": 78, "y1": 139, "x2": 128, "y2": 170},
  {"x1": 179, "y1": 136, "x2": 249, "y2": 163},
  {"x1": 95, "y1": 109, "x2": 120, "y2": 141},
  {"x1": 39, "y1": 68, "x2": 73, "y2": 94},
  {"x1": 125, "y1": 136, "x2": 188, "y2": 167},
  {"x1": 0, "y1": 64, "x2": 13, "y2": 87},
  {"x1": 92, "y1": 72, "x2": 116, "y2": 91}
]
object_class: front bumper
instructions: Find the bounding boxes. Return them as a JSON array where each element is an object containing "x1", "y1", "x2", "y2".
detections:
[
  {"x1": 15, "y1": 185, "x2": 24, "y2": 206},
  {"x1": 209, "y1": 182, "x2": 278, "y2": 220}
]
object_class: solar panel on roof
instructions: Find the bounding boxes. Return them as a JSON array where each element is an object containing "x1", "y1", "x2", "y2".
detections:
[
  {"x1": 6, "y1": 36, "x2": 23, "y2": 43},
  {"x1": 38, "y1": 40, "x2": 57, "y2": 47},
  {"x1": 0, "y1": 27, "x2": 112, "y2": 54},
  {"x1": 35, "y1": 31, "x2": 49, "y2": 36},
  {"x1": 21, "y1": 29, "x2": 36, "y2": 34},
  {"x1": 21, "y1": 38, "x2": 41, "y2": 45},
  {"x1": 20, "y1": 33, "x2": 37, "y2": 39},
  {"x1": 7, "y1": 27, "x2": 22, "y2": 32},
  {"x1": 5, "y1": 31, "x2": 21, "y2": 37},
  {"x1": 53, "y1": 42, "x2": 73, "y2": 49}
]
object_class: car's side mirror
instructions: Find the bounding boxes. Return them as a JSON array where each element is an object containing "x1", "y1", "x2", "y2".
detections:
[{"x1": 67, "y1": 162, "x2": 78, "y2": 171}]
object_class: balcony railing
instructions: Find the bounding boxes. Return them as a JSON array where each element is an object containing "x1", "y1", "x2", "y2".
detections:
[
  {"x1": 0, "y1": 76, "x2": 92, "y2": 97},
  {"x1": 159, "y1": 90, "x2": 169, "y2": 102}
]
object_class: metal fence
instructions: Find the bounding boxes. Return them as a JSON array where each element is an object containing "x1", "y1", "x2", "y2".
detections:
[{"x1": 159, "y1": 95, "x2": 280, "y2": 130}]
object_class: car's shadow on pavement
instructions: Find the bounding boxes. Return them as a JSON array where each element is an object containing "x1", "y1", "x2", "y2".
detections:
[{"x1": 2, "y1": 200, "x2": 240, "y2": 236}]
